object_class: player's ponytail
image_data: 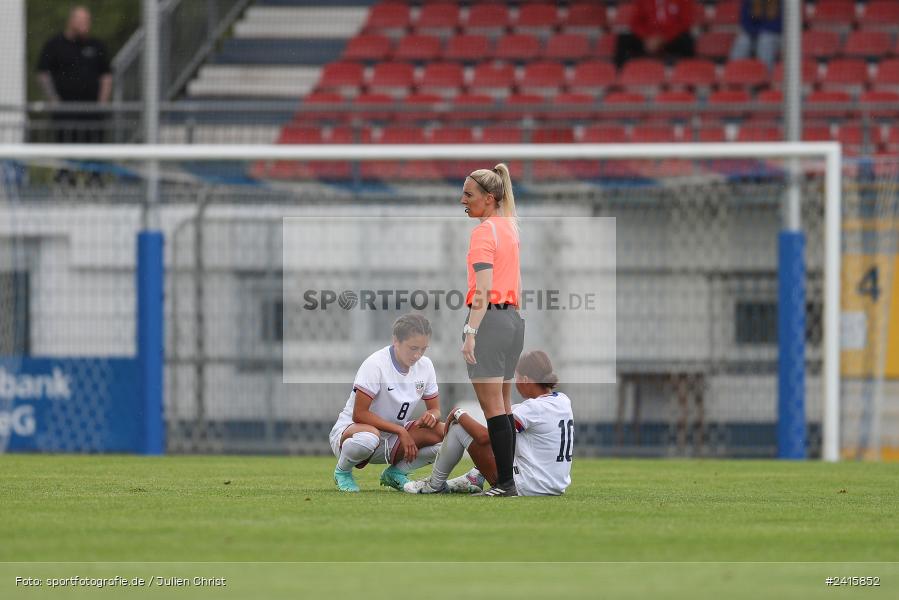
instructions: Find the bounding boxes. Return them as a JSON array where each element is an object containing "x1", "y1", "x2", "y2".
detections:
[
  {"x1": 492, "y1": 163, "x2": 518, "y2": 232},
  {"x1": 517, "y1": 350, "x2": 558, "y2": 390}
]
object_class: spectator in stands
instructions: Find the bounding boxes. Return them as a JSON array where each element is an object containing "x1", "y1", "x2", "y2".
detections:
[
  {"x1": 615, "y1": 0, "x2": 698, "y2": 69},
  {"x1": 36, "y1": 6, "x2": 112, "y2": 145},
  {"x1": 730, "y1": 0, "x2": 782, "y2": 69}
]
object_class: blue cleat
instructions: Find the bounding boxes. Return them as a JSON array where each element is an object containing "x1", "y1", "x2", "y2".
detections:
[
  {"x1": 379, "y1": 465, "x2": 410, "y2": 491},
  {"x1": 334, "y1": 467, "x2": 360, "y2": 492}
]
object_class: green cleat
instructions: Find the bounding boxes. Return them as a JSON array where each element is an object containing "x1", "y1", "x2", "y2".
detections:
[
  {"x1": 379, "y1": 465, "x2": 410, "y2": 491},
  {"x1": 334, "y1": 467, "x2": 360, "y2": 492}
]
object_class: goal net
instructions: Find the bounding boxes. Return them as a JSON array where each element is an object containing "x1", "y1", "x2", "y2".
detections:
[{"x1": 0, "y1": 143, "x2": 867, "y2": 460}]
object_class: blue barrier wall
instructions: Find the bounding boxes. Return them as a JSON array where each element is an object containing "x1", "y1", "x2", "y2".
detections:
[{"x1": 0, "y1": 358, "x2": 141, "y2": 452}]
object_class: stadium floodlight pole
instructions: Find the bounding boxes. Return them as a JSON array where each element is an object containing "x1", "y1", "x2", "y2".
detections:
[
  {"x1": 142, "y1": 0, "x2": 160, "y2": 230},
  {"x1": 779, "y1": 0, "x2": 806, "y2": 459},
  {"x1": 136, "y1": 0, "x2": 164, "y2": 456}
]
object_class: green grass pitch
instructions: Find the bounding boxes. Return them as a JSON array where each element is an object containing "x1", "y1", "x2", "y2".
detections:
[{"x1": 2, "y1": 455, "x2": 897, "y2": 599}]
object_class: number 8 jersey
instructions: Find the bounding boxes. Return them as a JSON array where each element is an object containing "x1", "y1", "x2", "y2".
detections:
[
  {"x1": 334, "y1": 345, "x2": 439, "y2": 431},
  {"x1": 512, "y1": 391, "x2": 574, "y2": 496}
]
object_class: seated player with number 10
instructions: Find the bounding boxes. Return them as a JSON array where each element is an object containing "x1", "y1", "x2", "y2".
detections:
[
  {"x1": 405, "y1": 350, "x2": 574, "y2": 496},
  {"x1": 330, "y1": 314, "x2": 445, "y2": 492}
]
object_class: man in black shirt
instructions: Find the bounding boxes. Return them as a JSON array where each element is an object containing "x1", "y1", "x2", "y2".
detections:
[{"x1": 37, "y1": 5, "x2": 112, "y2": 145}]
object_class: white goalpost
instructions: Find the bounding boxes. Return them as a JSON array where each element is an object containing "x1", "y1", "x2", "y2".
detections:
[{"x1": 0, "y1": 142, "x2": 842, "y2": 460}]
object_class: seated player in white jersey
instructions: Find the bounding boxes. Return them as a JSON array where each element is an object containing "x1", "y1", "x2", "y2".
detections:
[
  {"x1": 330, "y1": 313, "x2": 445, "y2": 492},
  {"x1": 405, "y1": 350, "x2": 573, "y2": 496}
]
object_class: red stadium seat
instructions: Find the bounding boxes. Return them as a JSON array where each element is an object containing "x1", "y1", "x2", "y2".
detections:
[
  {"x1": 317, "y1": 62, "x2": 365, "y2": 97},
  {"x1": 396, "y1": 93, "x2": 443, "y2": 122},
  {"x1": 882, "y1": 127, "x2": 899, "y2": 153},
  {"x1": 581, "y1": 124, "x2": 628, "y2": 143},
  {"x1": 379, "y1": 126, "x2": 427, "y2": 144},
  {"x1": 464, "y1": 4, "x2": 510, "y2": 37},
  {"x1": 553, "y1": 92, "x2": 595, "y2": 120},
  {"x1": 820, "y1": 59, "x2": 869, "y2": 92},
  {"x1": 481, "y1": 126, "x2": 523, "y2": 143},
  {"x1": 612, "y1": 3, "x2": 634, "y2": 31},
  {"x1": 873, "y1": 58, "x2": 899, "y2": 89},
  {"x1": 859, "y1": 90, "x2": 899, "y2": 118},
  {"x1": 544, "y1": 34, "x2": 591, "y2": 61},
  {"x1": 515, "y1": 4, "x2": 560, "y2": 33},
  {"x1": 707, "y1": 89, "x2": 751, "y2": 120},
  {"x1": 617, "y1": 58, "x2": 667, "y2": 93},
  {"x1": 631, "y1": 124, "x2": 679, "y2": 143},
  {"x1": 603, "y1": 91, "x2": 647, "y2": 119},
  {"x1": 470, "y1": 63, "x2": 516, "y2": 98},
  {"x1": 836, "y1": 123, "x2": 868, "y2": 155},
  {"x1": 369, "y1": 62, "x2": 415, "y2": 97},
  {"x1": 569, "y1": 59, "x2": 616, "y2": 95},
  {"x1": 277, "y1": 125, "x2": 324, "y2": 144},
  {"x1": 431, "y1": 126, "x2": 475, "y2": 143},
  {"x1": 707, "y1": 1, "x2": 741, "y2": 30},
  {"x1": 803, "y1": 122, "x2": 833, "y2": 141},
  {"x1": 736, "y1": 123, "x2": 782, "y2": 142},
  {"x1": 519, "y1": 61, "x2": 566, "y2": 97},
  {"x1": 418, "y1": 62, "x2": 464, "y2": 97},
  {"x1": 669, "y1": 59, "x2": 717, "y2": 90},
  {"x1": 653, "y1": 90, "x2": 697, "y2": 122},
  {"x1": 802, "y1": 30, "x2": 840, "y2": 60},
  {"x1": 342, "y1": 35, "x2": 392, "y2": 62},
  {"x1": 595, "y1": 34, "x2": 616, "y2": 58},
  {"x1": 504, "y1": 93, "x2": 545, "y2": 121},
  {"x1": 860, "y1": 1, "x2": 899, "y2": 30},
  {"x1": 563, "y1": 2, "x2": 608, "y2": 35},
  {"x1": 495, "y1": 34, "x2": 542, "y2": 61},
  {"x1": 415, "y1": 3, "x2": 460, "y2": 37},
  {"x1": 353, "y1": 92, "x2": 395, "y2": 122},
  {"x1": 444, "y1": 34, "x2": 491, "y2": 62},
  {"x1": 449, "y1": 93, "x2": 495, "y2": 121},
  {"x1": 807, "y1": 90, "x2": 853, "y2": 119},
  {"x1": 696, "y1": 126, "x2": 728, "y2": 142},
  {"x1": 532, "y1": 127, "x2": 575, "y2": 143},
  {"x1": 843, "y1": 30, "x2": 892, "y2": 59},
  {"x1": 697, "y1": 31, "x2": 736, "y2": 60},
  {"x1": 296, "y1": 91, "x2": 345, "y2": 123},
  {"x1": 394, "y1": 35, "x2": 442, "y2": 62},
  {"x1": 808, "y1": 0, "x2": 856, "y2": 31},
  {"x1": 364, "y1": 3, "x2": 411, "y2": 35},
  {"x1": 755, "y1": 89, "x2": 783, "y2": 118},
  {"x1": 721, "y1": 59, "x2": 768, "y2": 89},
  {"x1": 771, "y1": 60, "x2": 818, "y2": 90}
]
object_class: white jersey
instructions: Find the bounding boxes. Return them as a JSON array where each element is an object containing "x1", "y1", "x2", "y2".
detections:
[
  {"x1": 333, "y1": 345, "x2": 439, "y2": 432},
  {"x1": 511, "y1": 391, "x2": 574, "y2": 496}
]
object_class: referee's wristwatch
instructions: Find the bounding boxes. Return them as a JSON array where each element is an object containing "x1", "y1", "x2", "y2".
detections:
[{"x1": 463, "y1": 324, "x2": 478, "y2": 336}]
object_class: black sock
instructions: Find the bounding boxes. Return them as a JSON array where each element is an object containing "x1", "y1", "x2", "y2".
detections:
[
  {"x1": 487, "y1": 414, "x2": 514, "y2": 486},
  {"x1": 507, "y1": 413, "x2": 516, "y2": 458}
]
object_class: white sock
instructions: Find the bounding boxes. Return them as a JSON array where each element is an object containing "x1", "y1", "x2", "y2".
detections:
[
  {"x1": 337, "y1": 431, "x2": 379, "y2": 471},
  {"x1": 428, "y1": 424, "x2": 471, "y2": 489},
  {"x1": 395, "y1": 444, "x2": 439, "y2": 473}
]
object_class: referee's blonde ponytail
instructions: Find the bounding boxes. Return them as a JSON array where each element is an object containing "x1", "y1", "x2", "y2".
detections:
[{"x1": 468, "y1": 163, "x2": 519, "y2": 234}]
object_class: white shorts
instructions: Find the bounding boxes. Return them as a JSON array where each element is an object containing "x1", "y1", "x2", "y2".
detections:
[{"x1": 328, "y1": 419, "x2": 415, "y2": 468}]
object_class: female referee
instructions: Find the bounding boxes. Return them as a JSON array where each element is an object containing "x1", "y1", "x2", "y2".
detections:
[{"x1": 459, "y1": 163, "x2": 525, "y2": 497}]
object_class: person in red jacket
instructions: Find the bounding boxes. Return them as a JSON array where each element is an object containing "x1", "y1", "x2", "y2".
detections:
[{"x1": 615, "y1": 0, "x2": 698, "y2": 68}]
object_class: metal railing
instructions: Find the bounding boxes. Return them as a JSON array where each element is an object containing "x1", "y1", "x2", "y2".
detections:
[
  {"x1": 112, "y1": 0, "x2": 252, "y2": 103},
  {"x1": 4, "y1": 100, "x2": 897, "y2": 152}
]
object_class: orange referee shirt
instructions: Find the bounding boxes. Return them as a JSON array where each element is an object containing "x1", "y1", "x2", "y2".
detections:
[{"x1": 466, "y1": 216, "x2": 520, "y2": 307}]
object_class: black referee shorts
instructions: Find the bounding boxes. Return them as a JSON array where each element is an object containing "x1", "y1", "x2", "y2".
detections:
[{"x1": 464, "y1": 305, "x2": 525, "y2": 380}]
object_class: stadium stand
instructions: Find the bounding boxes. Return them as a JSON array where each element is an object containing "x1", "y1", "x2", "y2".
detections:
[{"x1": 181, "y1": 0, "x2": 899, "y2": 181}]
